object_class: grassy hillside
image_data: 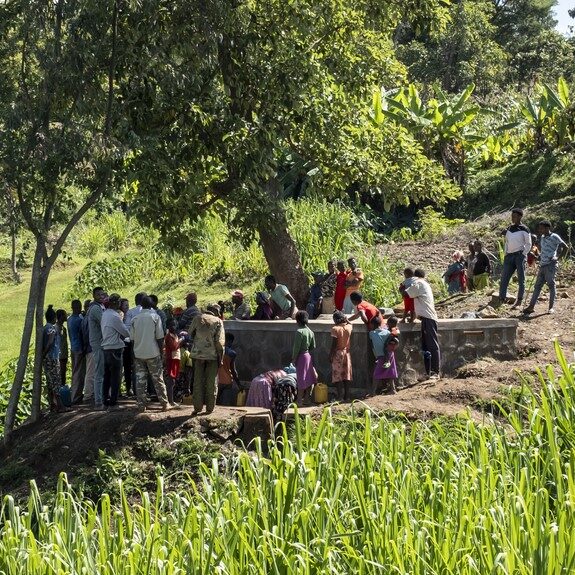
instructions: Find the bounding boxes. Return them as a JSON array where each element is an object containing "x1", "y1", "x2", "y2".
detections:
[{"x1": 453, "y1": 151, "x2": 575, "y2": 226}]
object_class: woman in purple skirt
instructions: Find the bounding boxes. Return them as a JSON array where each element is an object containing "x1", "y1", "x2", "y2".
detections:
[
  {"x1": 292, "y1": 310, "x2": 317, "y2": 406},
  {"x1": 373, "y1": 336, "x2": 399, "y2": 395}
]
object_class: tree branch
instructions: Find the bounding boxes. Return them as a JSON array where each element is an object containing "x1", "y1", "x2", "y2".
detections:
[
  {"x1": 16, "y1": 180, "x2": 39, "y2": 237},
  {"x1": 47, "y1": 173, "x2": 111, "y2": 268}
]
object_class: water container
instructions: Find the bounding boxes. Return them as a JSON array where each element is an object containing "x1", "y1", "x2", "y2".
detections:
[
  {"x1": 314, "y1": 383, "x2": 328, "y2": 404},
  {"x1": 59, "y1": 385, "x2": 72, "y2": 407},
  {"x1": 236, "y1": 390, "x2": 247, "y2": 407},
  {"x1": 181, "y1": 395, "x2": 194, "y2": 405}
]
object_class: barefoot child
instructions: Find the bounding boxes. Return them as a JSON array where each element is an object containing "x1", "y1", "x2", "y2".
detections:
[
  {"x1": 292, "y1": 310, "x2": 317, "y2": 406},
  {"x1": 329, "y1": 311, "x2": 353, "y2": 401},
  {"x1": 369, "y1": 316, "x2": 396, "y2": 395},
  {"x1": 381, "y1": 316, "x2": 400, "y2": 392}
]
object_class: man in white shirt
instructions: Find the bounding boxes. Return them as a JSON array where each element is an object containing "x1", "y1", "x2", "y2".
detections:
[
  {"x1": 498, "y1": 208, "x2": 532, "y2": 308},
  {"x1": 101, "y1": 294, "x2": 130, "y2": 409},
  {"x1": 523, "y1": 220, "x2": 567, "y2": 315},
  {"x1": 123, "y1": 292, "x2": 146, "y2": 328},
  {"x1": 403, "y1": 269, "x2": 441, "y2": 380}
]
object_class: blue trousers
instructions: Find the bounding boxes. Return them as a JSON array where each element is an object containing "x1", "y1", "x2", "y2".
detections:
[
  {"x1": 528, "y1": 260, "x2": 558, "y2": 309},
  {"x1": 499, "y1": 251, "x2": 526, "y2": 303}
]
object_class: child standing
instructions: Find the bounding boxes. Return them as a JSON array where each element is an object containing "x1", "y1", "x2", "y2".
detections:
[
  {"x1": 217, "y1": 333, "x2": 241, "y2": 406},
  {"x1": 179, "y1": 337, "x2": 194, "y2": 400},
  {"x1": 369, "y1": 316, "x2": 396, "y2": 395},
  {"x1": 329, "y1": 311, "x2": 353, "y2": 401},
  {"x1": 381, "y1": 315, "x2": 400, "y2": 391},
  {"x1": 399, "y1": 268, "x2": 416, "y2": 323},
  {"x1": 164, "y1": 318, "x2": 183, "y2": 405},
  {"x1": 292, "y1": 310, "x2": 317, "y2": 406}
]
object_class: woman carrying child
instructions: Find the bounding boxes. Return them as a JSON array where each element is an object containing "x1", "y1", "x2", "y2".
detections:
[
  {"x1": 292, "y1": 310, "x2": 317, "y2": 406},
  {"x1": 443, "y1": 250, "x2": 467, "y2": 294},
  {"x1": 329, "y1": 311, "x2": 353, "y2": 401}
]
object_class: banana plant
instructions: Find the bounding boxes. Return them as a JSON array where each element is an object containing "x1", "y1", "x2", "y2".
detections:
[
  {"x1": 372, "y1": 83, "x2": 489, "y2": 187},
  {"x1": 519, "y1": 77, "x2": 574, "y2": 150}
]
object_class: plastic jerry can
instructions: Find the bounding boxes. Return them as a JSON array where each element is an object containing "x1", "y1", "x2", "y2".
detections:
[{"x1": 314, "y1": 383, "x2": 328, "y2": 404}]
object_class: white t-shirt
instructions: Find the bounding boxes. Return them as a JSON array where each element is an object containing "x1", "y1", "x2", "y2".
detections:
[{"x1": 406, "y1": 279, "x2": 438, "y2": 321}]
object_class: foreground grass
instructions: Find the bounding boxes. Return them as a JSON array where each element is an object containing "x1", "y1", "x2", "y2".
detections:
[{"x1": 1, "y1": 344, "x2": 574, "y2": 574}]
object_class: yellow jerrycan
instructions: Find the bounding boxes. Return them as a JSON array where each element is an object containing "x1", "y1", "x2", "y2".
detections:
[
  {"x1": 314, "y1": 383, "x2": 328, "y2": 404},
  {"x1": 236, "y1": 389, "x2": 247, "y2": 407}
]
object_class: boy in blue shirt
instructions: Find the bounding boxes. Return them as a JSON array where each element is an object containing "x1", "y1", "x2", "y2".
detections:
[{"x1": 523, "y1": 220, "x2": 567, "y2": 315}]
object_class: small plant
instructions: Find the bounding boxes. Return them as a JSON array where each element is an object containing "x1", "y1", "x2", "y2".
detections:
[{"x1": 416, "y1": 206, "x2": 465, "y2": 240}]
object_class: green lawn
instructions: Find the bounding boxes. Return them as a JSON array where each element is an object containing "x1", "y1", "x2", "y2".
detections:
[
  {"x1": 0, "y1": 262, "x2": 262, "y2": 364},
  {"x1": 0, "y1": 264, "x2": 83, "y2": 365}
]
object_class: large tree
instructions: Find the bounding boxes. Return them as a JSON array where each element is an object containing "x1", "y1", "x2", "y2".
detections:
[
  {"x1": 396, "y1": 0, "x2": 507, "y2": 97},
  {"x1": 121, "y1": 0, "x2": 457, "y2": 305},
  {"x1": 493, "y1": 0, "x2": 575, "y2": 87},
  {"x1": 2, "y1": 0, "x2": 458, "y2": 440},
  {"x1": 0, "y1": 0, "x2": 135, "y2": 441}
]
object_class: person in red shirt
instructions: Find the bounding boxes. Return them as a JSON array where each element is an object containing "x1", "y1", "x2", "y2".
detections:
[
  {"x1": 334, "y1": 260, "x2": 347, "y2": 311},
  {"x1": 348, "y1": 292, "x2": 380, "y2": 325}
]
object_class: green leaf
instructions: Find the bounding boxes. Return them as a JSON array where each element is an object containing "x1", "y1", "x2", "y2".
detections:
[{"x1": 558, "y1": 76, "x2": 570, "y2": 106}]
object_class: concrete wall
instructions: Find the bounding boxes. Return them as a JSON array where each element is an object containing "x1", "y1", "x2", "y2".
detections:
[{"x1": 224, "y1": 317, "x2": 518, "y2": 397}]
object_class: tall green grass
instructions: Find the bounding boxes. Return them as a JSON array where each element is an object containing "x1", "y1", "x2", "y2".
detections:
[
  {"x1": 0, "y1": 357, "x2": 39, "y2": 437},
  {"x1": 2, "y1": 343, "x2": 575, "y2": 574}
]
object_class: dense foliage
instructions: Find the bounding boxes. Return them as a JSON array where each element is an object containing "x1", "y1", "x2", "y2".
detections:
[
  {"x1": 2, "y1": 345, "x2": 575, "y2": 573},
  {"x1": 69, "y1": 200, "x2": 404, "y2": 306}
]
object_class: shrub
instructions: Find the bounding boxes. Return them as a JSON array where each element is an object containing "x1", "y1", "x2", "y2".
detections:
[{"x1": 70, "y1": 254, "x2": 144, "y2": 299}]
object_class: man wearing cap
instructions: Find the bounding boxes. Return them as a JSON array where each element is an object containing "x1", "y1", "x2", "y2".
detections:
[
  {"x1": 231, "y1": 290, "x2": 251, "y2": 320},
  {"x1": 498, "y1": 208, "x2": 532, "y2": 309},
  {"x1": 101, "y1": 294, "x2": 130, "y2": 409}
]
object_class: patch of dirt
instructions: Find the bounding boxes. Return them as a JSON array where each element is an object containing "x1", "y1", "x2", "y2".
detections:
[{"x1": 0, "y1": 403, "x2": 263, "y2": 496}]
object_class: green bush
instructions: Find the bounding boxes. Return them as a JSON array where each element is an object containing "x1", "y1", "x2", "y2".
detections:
[
  {"x1": 0, "y1": 356, "x2": 39, "y2": 438},
  {"x1": 70, "y1": 254, "x2": 144, "y2": 299}
]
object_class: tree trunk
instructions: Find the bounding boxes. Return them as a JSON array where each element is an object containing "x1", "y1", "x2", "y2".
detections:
[
  {"x1": 258, "y1": 211, "x2": 309, "y2": 309},
  {"x1": 31, "y1": 260, "x2": 49, "y2": 421},
  {"x1": 10, "y1": 227, "x2": 21, "y2": 283},
  {"x1": 3, "y1": 240, "x2": 42, "y2": 443}
]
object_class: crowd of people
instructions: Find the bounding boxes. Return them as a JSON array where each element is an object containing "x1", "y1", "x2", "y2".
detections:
[
  {"x1": 441, "y1": 210, "x2": 567, "y2": 317},
  {"x1": 41, "y1": 209, "x2": 566, "y2": 418}
]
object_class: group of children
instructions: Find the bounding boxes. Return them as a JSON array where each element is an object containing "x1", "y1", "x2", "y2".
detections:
[
  {"x1": 290, "y1": 308, "x2": 402, "y2": 405},
  {"x1": 442, "y1": 240, "x2": 492, "y2": 295}
]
